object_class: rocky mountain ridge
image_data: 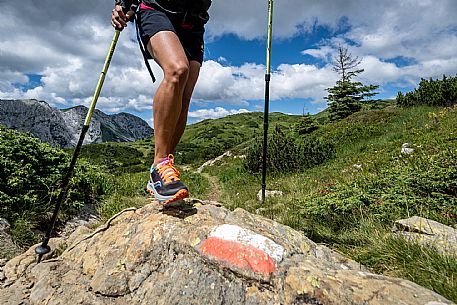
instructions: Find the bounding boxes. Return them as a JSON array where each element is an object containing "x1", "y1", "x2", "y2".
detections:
[
  {"x1": 0, "y1": 200, "x2": 452, "y2": 305},
  {"x1": 0, "y1": 99, "x2": 153, "y2": 147}
]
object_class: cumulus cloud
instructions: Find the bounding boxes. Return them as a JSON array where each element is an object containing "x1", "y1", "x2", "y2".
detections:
[
  {"x1": 194, "y1": 60, "x2": 336, "y2": 105},
  {"x1": 0, "y1": 0, "x2": 456, "y2": 118},
  {"x1": 302, "y1": 47, "x2": 334, "y2": 61},
  {"x1": 188, "y1": 107, "x2": 249, "y2": 121}
]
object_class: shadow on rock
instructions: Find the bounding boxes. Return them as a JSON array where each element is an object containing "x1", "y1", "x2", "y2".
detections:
[{"x1": 160, "y1": 200, "x2": 198, "y2": 219}]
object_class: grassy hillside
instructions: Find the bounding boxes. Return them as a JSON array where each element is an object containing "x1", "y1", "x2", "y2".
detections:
[
  {"x1": 203, "y1": 104, "x2": 456, "y2": 220},
  {"x1": 77, "y1": 112, "x2": 302, "y2": 168},
  {"x1": 176, "y1": 112, "x2": 302, "y2": 164},
  {"x1": 201, "y1": 103, "x2": 457, "y2": 301}
]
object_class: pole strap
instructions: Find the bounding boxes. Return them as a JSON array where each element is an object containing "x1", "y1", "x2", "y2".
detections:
[{"x1": 134, "y1": 10, "x2": 156, "y2": 83}]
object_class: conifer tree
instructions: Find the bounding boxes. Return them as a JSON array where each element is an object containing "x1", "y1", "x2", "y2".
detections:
[
  {"x1": 325, "y1": 45, "x2": 379, "y2": 121},
  {"x1": 295, "y1": 113, "x2": 318, "y2": 135}
]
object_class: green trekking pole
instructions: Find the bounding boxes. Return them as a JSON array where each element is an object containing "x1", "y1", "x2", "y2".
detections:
[
  {"x1": 261, "y1": 0, "x2": 273, "y2": 204},
  {"x1": 35, "y1": 30, "x2": 121, "y2": 263}
]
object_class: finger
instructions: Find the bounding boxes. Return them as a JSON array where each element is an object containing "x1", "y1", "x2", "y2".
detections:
[
  {"x1": 112, "y1": 12, "x2": 127, "y2": 27},
  {"x1": 111, "y1": 16, "x2": 124, "y2": 29},
  {"x1": 115, "y1": 22, "x2": 124, "y2": 30},
  {"x1": 117, "y1": 17, "x2": 127, "y2": 27},
  {"x1": 115, "y1": 5, "x2": 127, "y2": 21},
  {"x1": 112, "y1": 21, "x2": 121, "y2": 30},
  {"x1": 125, "y1": 10, "x2": 135, "y2": 21}
]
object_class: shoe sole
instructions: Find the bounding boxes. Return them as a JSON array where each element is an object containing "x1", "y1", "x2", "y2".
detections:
[{"x1": 147, "y1": 182, "x2": 189, "y2": 205}]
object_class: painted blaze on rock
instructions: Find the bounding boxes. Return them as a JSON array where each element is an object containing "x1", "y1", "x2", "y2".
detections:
[{"x1": 199, "y1": 224, "x2": 285, "y2": 276}]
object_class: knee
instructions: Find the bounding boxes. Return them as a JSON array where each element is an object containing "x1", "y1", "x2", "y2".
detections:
[{"x1": 164, "y1": 61, "x2": 189, "y2": 85}]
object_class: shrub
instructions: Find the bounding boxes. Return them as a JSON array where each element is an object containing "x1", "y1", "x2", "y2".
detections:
[
  {"x1": 244, "y1": 126, "x2": 335, "y2": 174},
  {"x1": 244, "y1": 126, "x2": 297, "y2": 173},
  {"x1": 79, "y1": 143, "x2": 146, "y2": 174},
  {"x1": 397, "y1": 75, "x2": 457, "y2": 107},
  {"x1": 300, "y1": 147, "x2": 457, "y2": 224},
  {"x1": 295, "y1": 114, "x2": 319, "y2": 135},
  {"x1": 299, "y1": 136, "x2": 336, "y2": 169},
  {"x1": 0, "y1": 126, "x2": 109, "y2": 246}
]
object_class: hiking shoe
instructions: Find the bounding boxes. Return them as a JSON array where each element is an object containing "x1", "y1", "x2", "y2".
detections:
[{"x1": 146, "y1": 154, "x2": 189, "y2": 205}]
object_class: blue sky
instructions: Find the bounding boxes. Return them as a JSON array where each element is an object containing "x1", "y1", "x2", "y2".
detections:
[{"x1": 1, "y1": 0, "x2": 457, "y2": 126}]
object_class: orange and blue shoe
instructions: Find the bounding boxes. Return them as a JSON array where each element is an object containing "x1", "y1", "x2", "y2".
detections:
[{"x1": 146, "y1": 154, "x2": 189, "y2": 205}]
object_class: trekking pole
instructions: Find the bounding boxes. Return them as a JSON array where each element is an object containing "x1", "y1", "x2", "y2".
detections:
[
  {"x1": 261, "y1": 0, "x2": 274, "y2": 204},
  {"x1": 35, "y1": 30, "x2": 121, "y2": 263}
]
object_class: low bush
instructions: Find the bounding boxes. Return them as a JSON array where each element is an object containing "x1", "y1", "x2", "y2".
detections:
[
  {"x1": 0, "y1": 126, "x2": 109, "y2": 246},
  {"x1": 79, "y1": 143, "x2": 146, "y2": 174},
  {"x1": 300, "y1": 147, "x2": 457, "y2": 224},
  {"x1": 244, "y1": 126, "x2": 335, "y2": 174},
  {"x1": 397, "y1": 75, "x2": 457, "y2": 107},
  {"x1": 294, "y1": 114, "x2": 318, "y2": 135}
]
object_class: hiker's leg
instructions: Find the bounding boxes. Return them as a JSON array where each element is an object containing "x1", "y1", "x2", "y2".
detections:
[
  {"x1": 170, "y1": 60, "x2": 201, "y2": 153},
  {"x1": 147, "y1": 31, "x2": 190, "y2": 166}
]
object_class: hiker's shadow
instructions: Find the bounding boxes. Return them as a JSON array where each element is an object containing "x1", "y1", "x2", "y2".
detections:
[{"x1": 160, "y1": 200, "x2": 198, "y2": 219}]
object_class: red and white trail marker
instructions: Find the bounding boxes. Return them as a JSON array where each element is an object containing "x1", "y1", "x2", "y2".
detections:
[{"x1": 200, "y1": 224, "x2": 285, "y2": 276}]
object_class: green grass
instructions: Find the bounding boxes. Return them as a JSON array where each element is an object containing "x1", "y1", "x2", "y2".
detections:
[
  {"x1": 344, "y1": 219, "x2": 457, "y2": 301},
  {"x1": 175, "y1": 112, "x2": 303, "y2": 165},
  {"x1": 181, "y1": 170, "x2": 211, "y2": 199},
  {"x1": 97, "y1": 171, "x2": 149, "y2": 220},
  {"x1": 298, "y1": 217, "x2": 457, "y2": 300}
]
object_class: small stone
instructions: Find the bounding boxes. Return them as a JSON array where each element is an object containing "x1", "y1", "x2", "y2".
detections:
[
  {"x1": 0, "y1": 218, "x2": 10, "y2": 232},
  {"x1": 401, "y1": 143, "x2": 414, "y2": 154},
  {"x1": 257, "y1": 190, "x2": 283, "y2": 201},
  {"x1": 393, "y1": 216, "x2": 457, "y2": 258}
]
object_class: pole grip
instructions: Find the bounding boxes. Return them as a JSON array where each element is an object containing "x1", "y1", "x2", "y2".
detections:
[{"x1": 265, "y1": 0, "x2": 274, "y2": 75}]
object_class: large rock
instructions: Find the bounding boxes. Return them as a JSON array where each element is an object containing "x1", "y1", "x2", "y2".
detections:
[
  {"x1": 393, "y1": 216, "x2": 457, "y2": 258},
  {"x1": 0, "y1": 218, "x2": 21, "y2": 261},
  {"x1": 0, "y1": 201, "x2": 452, "y2": 305}
]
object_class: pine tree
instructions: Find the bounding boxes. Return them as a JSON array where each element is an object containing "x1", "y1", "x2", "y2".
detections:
[
  {"x1": 295, "y1": 113, "x2": 318, "y2": 135},
  {"x1": 325, "y1": 45, "x2": 379, "y2": 121}
]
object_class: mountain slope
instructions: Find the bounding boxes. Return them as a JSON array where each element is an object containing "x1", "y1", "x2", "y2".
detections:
[{"x1": 0, "y1": 99, "x2": 153, "y2": 147}]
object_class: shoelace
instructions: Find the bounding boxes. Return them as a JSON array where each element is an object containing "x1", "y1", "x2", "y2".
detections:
[{"x1": 157, "y1": 155, "x2": 180, "y2": 183}]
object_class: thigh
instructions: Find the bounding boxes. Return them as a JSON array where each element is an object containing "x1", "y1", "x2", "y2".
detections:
[
  {"x1": 147, "y1": 31, "x2": 188, "y2": 70},
  {"x1": 138, "y1": 9, "x2": 188, "y2": 69}
]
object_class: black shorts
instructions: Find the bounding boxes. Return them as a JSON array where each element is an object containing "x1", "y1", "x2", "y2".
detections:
[{"x1": 137, "y1": 8, "x2": 205, "y2": 64}]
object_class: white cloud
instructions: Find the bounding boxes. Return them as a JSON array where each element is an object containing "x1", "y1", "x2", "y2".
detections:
[
  {"x1": 272, "y1": 64, "x2": 336, "y2": 101},
  {"x1": 301, "y1": 46, "x2": 334, "y2": 61},
  {"x1": 195, "y1": 60, "x2": 337, "y2": 104},
  {"x1": 188, "y1": 107, "x2": 249, "y2": 121}
]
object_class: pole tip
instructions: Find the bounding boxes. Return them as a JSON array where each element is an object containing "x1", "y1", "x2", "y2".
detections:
[{"x1": 35, "y1": 244, "x2": 51, "y2": 263}]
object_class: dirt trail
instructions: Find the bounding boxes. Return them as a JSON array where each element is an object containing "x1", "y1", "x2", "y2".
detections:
[{"x1": 202, "y1": 173, "x2": 222, "y2": 202}]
